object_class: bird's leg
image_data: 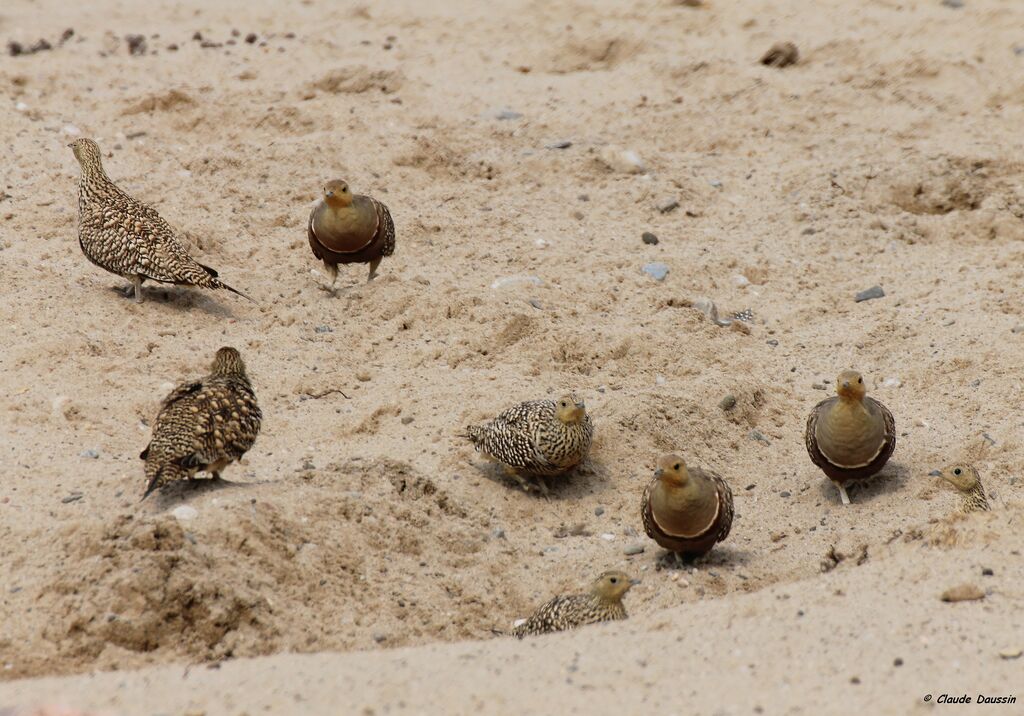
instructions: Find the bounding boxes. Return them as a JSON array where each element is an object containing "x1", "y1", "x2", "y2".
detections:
[
  {"x1": 836, "y1": 482, "x2": 851, "y2": 506},
  {"x1": 536, "y1": 477, "x2": 551, "y2": 499},
  {"x1": 367, "y1": 256, "x2": 383, "y2": 282},
  {"x1": 504, "y1": 465, "x2": 534, "y2": 493},
  {"x1": 132, "y1": 275, "x2": 144, "y2": 303}
]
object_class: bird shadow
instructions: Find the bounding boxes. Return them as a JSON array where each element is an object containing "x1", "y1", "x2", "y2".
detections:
[
  {"x1": 652, "y1": 545, "x2": 753, "y2": 571},
  {"x1": 470, "y1": 458, "x2": 614, "y2": 501},
  {"x1": 145, "y1": 475, "x2": 252, "y2": 507},
  {"x1": 105, "y1": 284, "x2": 242, "y2": 319},
  {"x1": 815, "y1": 460, "x2": 911, "y2": 506}
]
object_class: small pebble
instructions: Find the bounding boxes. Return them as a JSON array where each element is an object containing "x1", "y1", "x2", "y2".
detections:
[
  {"x1": 600, "y1": 533, "x2": 615, "y2": 541},
  {"x1": 893, "y1": 658, "x2": 903, "y2": 667},
  {"x1": 642, "y1": 262, "x2": 669, "y2": 281},
  {"x1": 941, "y1": 0, "x2": 963, "y2": 8},
  {"x1": 79, "y1": 449, "x2": 99, "y2": 459},
  {"x1": 61, "y1": 493, "x2": 83, "y2": 504},
  {"x1": 495, "y1": 108, "x2": 522, "y2": 120},
  {"x1": 1014, "y1": 45, "x2": 1024, "y2": 57},
  {"x1": 314, "y1": 325, "x2": 333, "y2": 333},
  {"x1": 981, "y1": 567, "x2": 994, "y2": 576},
  {"x1": 491, "y1": 275, "x2": 542, "y2": 289},
  {"x1": 597, "y1": 146, "x2": 646, "y2": 174},
  {"x1": 623, "y1": 544, "x2": 645, "y2": 556},
  {"x1": 855, "y1": 285, "x2": 885, "y2": 302},
  {"x1": 766, "y1": 339, "x2": 779, "y2": 347},
  {"x1": 641, "y1": 231, "x2": 659, "y2": 245},
  {"x1": 940, "y1": 584, "x2": 985, "y2": 602},
  {"x1": 62, "y1": 124, "x2": 81, "y2": 136},
  {"x1": 372, "y1": 632, "x2": 386, "y2": 643},
  {"x1": 545, "y1": 140, "x2": 572, "y2": 149},
  {"x1": 655, "y1": 374, "x2": 666, "y2": 386},
  {"x1": 999, "y1": 648, "x2": 1022, "y2": 660},
  {"x1": 732, "y1": 274, "x2": 750, "y2": 287},
  {"x1": 881, "y1": 377, "x2": 901, "y2": 388},
  {"x1": 491, "y1": 528, "x2": 506, "y2": 539},
  {"x1": 528, "y1": 298, "x2": 542, "y2": 309},
  {"x1": 245, "y1": 33, "x2": 258, "y2": 44},
  {"x1": 125, "y1": 34, "x2": 147, "y2": 55},
  {"x1": 400, "y1": 416, "x2": 414, "y2": 424},
  {"x1": 708, "y1": 179, "x2": 723, "y2": 188},
  {"x1": 1012, "y1": 325, "x2": 1024, "y2": 334},
  {"x1": 172, "y1": 505, "x2": 199, "y2": 521},
  {"x1": 534, "y1": 238, "x2": 548, "y2": 248},
  {"x1": 594, "y1": 506, "x2": 605, "y2": 516},
  {"x1": 656, "y1": 198, "x2": 680, "y2": 213},
  {"x1": 718, "y1": 395, "x2": 736, "y2": 411},
  {"x1": 749, "y1": 430, "x2": 771, "y2": 445},
  {"x1": 760, "y1": 41, "x2": 799, "y2": 68},
  {"x1": 779, "y1": 491, "x2": 791, "y2": 498}
]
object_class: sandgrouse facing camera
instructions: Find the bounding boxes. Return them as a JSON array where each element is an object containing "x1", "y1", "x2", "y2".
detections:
[
  {"x1": 933, "y1": 463, "x2": 990, "y2": 513},
  {"x1": 641, "y1": 453, "x2": 734, "y2": 562},
  {"x1": 70, "y1": 138, "x2": 252, "y2": 304},
  {"x1": 307, "y1": 179, "x2": 396, "y2": 289},
  {"x1": 141, "y1": 347, "x2": 262, "y2": 500},
  {"x1": 462, "y1": 394, "x2": 593, "y2": 495},
  {"x1": 511, "y1": 571, "x2": 637, "y2": 638},
  {"x1": 805, "y1": 370, "x2": 896, "y2": 505}
]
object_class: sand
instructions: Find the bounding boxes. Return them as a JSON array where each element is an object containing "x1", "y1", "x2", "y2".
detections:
[{"x1": 1, "y1": 0, "x2": 1022, "y2": 713}]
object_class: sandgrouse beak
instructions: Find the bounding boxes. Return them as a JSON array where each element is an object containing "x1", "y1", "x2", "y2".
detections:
[{"x1": 654, "y1": 468, "x2": 664, "y2": 479}]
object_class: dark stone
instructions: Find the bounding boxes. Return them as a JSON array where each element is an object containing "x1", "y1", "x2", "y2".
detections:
[
  {"x1": 641, "y1": 231, "x2": 659, "y2": 245},
  {"x1": 855, "y1": 285, "x2": 885, "y2": 302}
]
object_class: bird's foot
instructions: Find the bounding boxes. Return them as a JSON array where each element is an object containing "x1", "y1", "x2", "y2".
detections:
[{"x1": 837, "y1": 483, "x2": 851, "y2": 506}]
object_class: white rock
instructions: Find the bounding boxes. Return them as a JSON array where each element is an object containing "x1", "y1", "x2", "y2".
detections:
[
  {"x1": 881, "y1": 377, "x2": 901, "y2": 388},
  {"x1": 597, "y1": 145, "x2": 646, "y2": 174},
  {"x1": 62, "y1": 124, "x2": 81, "y2": 136},
  {"x1": 176, "y1": 169, "x2": 192, "y2": 178},
  {"x1": 491, "y1": 275, "x2": 542, "y2": 290},
  {"x1": 172, "y1": 505, "x2": 198, "y2": 521},
  {"x1": 600, "y1": 532, "x2": 615, "y2": 541},
  {"x1": 512, "y1": 618, "x2": 527, "y2": 628},
  {"x1": 159, "y1": 381, "x2": 176, "y2": 393},
  {"x1": 15, "y1": 102, "x2": 28, "y2": 112},
  {"x1": 534, "y1": 238, "x2": 548, "y2": 249},
  {"x1": 655, "y1": 374, "x2": 666, "y2": 386},
  {"x1": 732, "y1": 274, "x2": 750, "y2": 287}
]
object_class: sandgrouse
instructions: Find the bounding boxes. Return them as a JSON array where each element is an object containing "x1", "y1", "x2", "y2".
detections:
[
  {"x1": 933, "y1": 464, "x2": 990, "y2": 513},
  {"x1": 512, "y1": 571, "x2": 636, "y2": 638},
  {"x1": 307, "y1": 179, "x2": 395, "y2": 288},
  {"x1": 463, "y1": 394, "x2": 593, "y2": 494},
  {"x1": 141, "y1": 347, "x2": 262, "y2": 500},
  {"x1": 641, "y1": 453, "x2": 734, "y2": 562},
  {"x1": 805, "y1": 370, "x2": 896, "y2": 505},
  {"x1": 70, "y1": 138, "x2": 251, "y2": 303}
]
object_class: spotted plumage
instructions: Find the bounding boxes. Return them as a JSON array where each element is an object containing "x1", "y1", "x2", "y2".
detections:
[
  {"x1": 805, "y1": 370, "x2": 896, "y2": 505},
  {"x1": 512, "y1": 571, "x2": 636, "y2": 638},
  {"x1": 935, "y1": 464, "x2": 990, "y2": 513},
  {"x1": 641, "y1": 454, "x2": 733, "y2": 560},
  {"x1": 70, "y1": 138, "x2": 252, "y2": 303},
  {"x1": 463, "y1": 394, "x2": 593, "y2": 491},
  {"x1": 308, "y1": 179, "x2": 396, "y2": 287},
  {"x1": 141, "y1": 347, "x2": 261, "y2": 499}
]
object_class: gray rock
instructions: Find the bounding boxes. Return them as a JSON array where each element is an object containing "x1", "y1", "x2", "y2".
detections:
[
  {"x1": 749, "y1": 429, "x2": 771, "y2": 445},
  {"x1": 656, "y1": 198, "x2": 680, "y2": 213},
  {"x1": 718, "y1": 394, "x2": 737, "y2": 411},
  {"x1": 780, "y1": 490, "x2": 791, "y2": 498},
  {"x1": 642, "y1": 262, "x2": 669, "y2": 281},
  {"x1": 401, "y1": 416, "x2": 414, "y2": 424},
  {"x1": 495, "y1": 109, "x2": 522, "y2": 120},
  {"x1": 709, "y1": 179, "x2": 723, "y2": 188},
  {"x1": 492, "y1": 275, "x2": 542, "y2": 289},
  {"x1": 855, "y1": 285, "x2": 885, "y2": 302},
  {"x1": 545, "y1": 140, "x2": 572, "y2": 149},
  {"x1": 373, "y1": 632, "x2": 387, "y2": 643},
  {"x1": 766, "y1": 339, "x2": 779, "y2": 347},
  {"x1": 492, "y1": 528, "x2": 506, "y2": 539},
  {"x1": 594, "y1": 506, "x2": 605, "y2": 516},
  {"x1": 941, "y1": 0, "x2": 963, "y2": 7},
  {"x1": 642, "y1": 231, "x2": 659, "y2": 245},
  {"x1": 125, "y1": 34, "x2": 147, "y2": 55},
  {"x1": 314, "y1": 325, "x2": 333, "y2": 333},
  {"x1": 623, "y1": 544, "x2": 646, "y2": 556},
  {"x1": 1014, "y1": 45, "x2": 1024, "y2": 57},
  {"x1": 79, "y1": 448, "x2": 100, "y2": 459},
  {"x1": 528, "y1": 298, "x2": 543, "y2": 309},
  {"x1": 61, "y1": 493, "x2": 84, "y2": 504},
  {"x1": 1013, "y1": 325, "x2": 1024, "y2": 334}
]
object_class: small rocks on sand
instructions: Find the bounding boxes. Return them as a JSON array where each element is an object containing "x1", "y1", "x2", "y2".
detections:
[
  {"x1": 623, "y1": 544, "x2": 645, "y2": 556},
  {"x1": 172, "y1": 505, "x2": 199, "y2": 521},
  {"x1": 641, "y1": 232, "x2": 659, "y2": 245},
  {"x1": 598, "y1": 146, "x2": 646, "y2": 174},
  {"x1": 940, "y1": 584, "x2": 985, "y2": 602},
  {"x1": 491, "y1": 275, "x2": 542, "y2": 289},
  {"x1": 656, "y1": 198, "x2": 680, "y2": 213},
  {"x1": 761, "y1": 41, "x2": 799, "y2": 68},
  {"x1": 545, "y1": 140, "x2": 572, "y2": 149},
  {"x1": 718, "y1": 394, "x2": 737, "y2": 411},
  {"x1": 642, "y1": 262, "x2": 669, "y2": 281},
  {"x1": 999, "y1": 648, "x2": 1022, "y2": 660},
  {"x1": 125, "y1": 34, "x2": 148, "y2": 55},
  {"x1": 494, "y1": 108, "x2": 522, "y2": 120},
  {"x1": 855, "y1": 285, "x2": 885, "y2": 302},
  {"x1": 941, "y1": 0, "x2": 964, "y2": 8}
]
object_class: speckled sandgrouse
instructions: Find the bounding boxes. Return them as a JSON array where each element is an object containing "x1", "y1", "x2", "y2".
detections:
[
  {"x1": 307, "y1": 179, "x2": 395, "y2": 288},
  {"x1": 141, "y1": 347, "x2": 261, "y2": 499},
  {"x1": 805, "y1": 370, "x2": 896, "y2": 505},
  {"x1": 512, "y1": 571, "x2": 636, "y2": 638},
  {"x1": 462, "y1": 394, "x2": 593, "y2": 494},
  {"x1": 70, "y1": 138, "x2": 252, "y2": 303},
  {"x1": 933, "y1": 464, "x2": 990, "y2": 513},
  {"x1": 641, "y1": 453, "x2": 733, "y2": 561}
]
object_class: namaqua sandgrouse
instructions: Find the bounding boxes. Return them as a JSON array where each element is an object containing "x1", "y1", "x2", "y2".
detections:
[
  {"x1": 307, "y1": 179, "x2": 395, "y2": 288},
  {"x1": 512, "y1": 571, "x2": 636, "y2": 638},
  {"x1": 641, "y1": 453, "x2": 734, "y2": 562},
  {"x1": 141, "y1": 347, "x2": 261, "y2": 499},
  {"x1": 463, "y1": 394, "x2": 593, "y2": 494},
  {"x1": 933, "y1": 463, "x2": 990, "y2": 513},
  {"x1": 70, "y1": 138, "x2": 252, "y2": 303},
  {"x1": 805, "y1": 370, "x2": 896, "y2": 505}
]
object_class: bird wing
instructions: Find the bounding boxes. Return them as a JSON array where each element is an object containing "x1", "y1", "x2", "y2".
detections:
[
  {"x1": 708, "y1": 469, "x2": 734, "y2": 542},
  {"x1": 373, "y1": 198, "x2": 396, "y2": 257},
  {"x1": 804, "y1": 397, "x2": 832, "y2": 469}
]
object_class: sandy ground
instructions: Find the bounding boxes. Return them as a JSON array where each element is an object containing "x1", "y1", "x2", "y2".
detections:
[{"x1": 1, "y1": 0, "x2": 1023, "y2": 713}]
